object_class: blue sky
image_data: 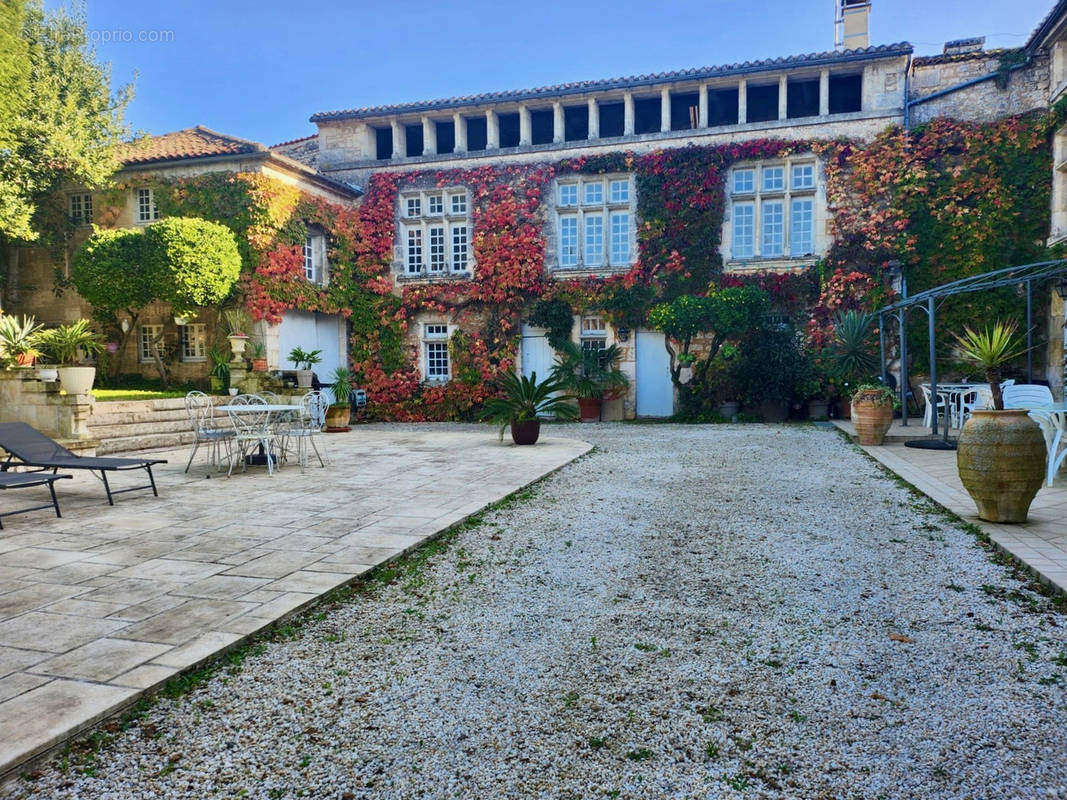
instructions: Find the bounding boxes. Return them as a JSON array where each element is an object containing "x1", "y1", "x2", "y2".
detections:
[{"x1": 63, "y1": 0, "x2": 1057, "y2": 147}]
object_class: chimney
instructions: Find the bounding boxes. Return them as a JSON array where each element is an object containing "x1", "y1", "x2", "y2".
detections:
[
  {"x1": 943, "y1": 37, "x2": 985, "y2": 56},
  {"x1": 836, "y1": 0, "x2": 871, "y2": 50}
]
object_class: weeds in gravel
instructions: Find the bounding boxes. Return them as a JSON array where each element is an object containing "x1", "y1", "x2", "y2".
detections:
[
  {"x1": 700, "y1": 704, "x2": 724, "y2": 723},
  {"x1": 724, "y1": 773, "x2": 750, "y2": 790},
  {"x1": 563, "y1": 691, "x2": 579, "y2": 708},
  {"x1": 704, "y1": 741, "x2": 720, "y2": 759},
  {"x1": 587, "y1": 736, "x2": 607, "y2": 750},
  {"x1": 625, "y1": 748, "x2": 653, "y2": 761}
]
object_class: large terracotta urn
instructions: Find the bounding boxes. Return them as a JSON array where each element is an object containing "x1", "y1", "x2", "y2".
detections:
[
  {"x1": 851, "y1": 392, "x2": 894, "y2": 445},
  {"x1": 957, "y1": 409, "x2": 1046, "y2": 523}
]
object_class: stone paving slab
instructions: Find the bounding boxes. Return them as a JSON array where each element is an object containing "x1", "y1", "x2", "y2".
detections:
[
  {"x1": 0, "y1": 427, "x2": 590, "y2": 778},
  {"x1": 834, "y1": 421, "x2": 1067, "y2": 593}
]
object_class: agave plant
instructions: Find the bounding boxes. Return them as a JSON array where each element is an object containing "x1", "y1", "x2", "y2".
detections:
[
  {"x1": 480, "y1": 370, "x2": 578, "y2": 440},
  {"x1": 951, "y1": 320, "x2": 1025, "y2": 410},
  {"x1": 0, "y1": 313, "x2": 44, "y2": 366}
]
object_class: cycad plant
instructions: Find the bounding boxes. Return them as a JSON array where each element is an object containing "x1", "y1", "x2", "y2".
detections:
[
  {"x1": 551, "y1": 341, "x2": 630, "y2": 399},
  {"x1": 951, "y1": 320, "x2": 1025, "y2": 410},
  {"x1": 480, "y1": 370, "x2": 577, "y2": 440},
  {"x1": 831, "y1": 310, "x2": 878, "y2": 389}
]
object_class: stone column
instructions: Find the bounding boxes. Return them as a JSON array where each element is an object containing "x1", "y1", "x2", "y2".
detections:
[
  {"x1": 660, "y1": 87, "x2": 671, "y2": 132},
  {"x1": 737, "y1": 80, "x2": 747, "y2": 124},
  {"x1": 422, "y1": 117, "x2": 437, "y2": 156},
  {"x1": 623, "y1": 91, "x2": 635, "y2": 136},
  {"x1": 552, "y1": 101, "x2": 564, "y2": 143},
  {"x1": 519, "y1": 106, "x2": 532, "y2": 146},
  {"x1": 587, "y1": 97, "x2": 599, "y2": 140},
  {"x1": 778, "y1": 75, "x2": 788, "y2": 120},
  {"x1": 390, "y1": 119, "x2": 406, "y2": 159},
  {"x1": 486, "y1": 109, "x2": 499, "y2": 149},
  {"x1": 819, "y1": 69, "x2": 830, "y2": 116},
  {"x1": 453, "y1": 113, "x2": 467, "y2": 153},
  {"x1": 698, "y1": 85, "x2": 708, "y2": 127}
]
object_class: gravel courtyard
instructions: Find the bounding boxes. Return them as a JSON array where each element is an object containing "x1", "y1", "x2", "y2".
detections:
[{"x1": 5, "y1": 424, "x2": 1066, "y2": 800}]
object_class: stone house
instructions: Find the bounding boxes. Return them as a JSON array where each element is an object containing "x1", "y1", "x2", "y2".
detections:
[{"x1": 3, "y1": 126, "x2": 361, "y2": 385}]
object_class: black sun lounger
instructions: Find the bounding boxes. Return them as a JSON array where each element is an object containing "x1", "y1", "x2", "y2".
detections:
[
  {"x1": 0, "y1": 422, "x2": 166, "y2": 506},
  {"x1": 0, "y1": 471, "x2": 71, "y2": 528}
]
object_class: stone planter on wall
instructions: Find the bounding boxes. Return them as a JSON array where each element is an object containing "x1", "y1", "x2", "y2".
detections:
[{"x1": 57, "y1": 366, "x2": 96, "y2": 396}]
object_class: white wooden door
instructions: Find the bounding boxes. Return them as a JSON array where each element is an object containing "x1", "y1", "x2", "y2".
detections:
[{"x1": 635, "y1": 329, "x2": 674, "y2": 417}]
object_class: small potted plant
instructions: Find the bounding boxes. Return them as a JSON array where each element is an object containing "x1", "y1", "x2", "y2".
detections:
[
  {"x1": 850, "y1": 383, "x2": 897, "y2": 445},
  {"x1": 551, "y1": 341, "x2": 629, "y2": 422},
  {"x1": 288, "y1": 347, "x2": 322, "y2": 388},
  {"x1": 35, "y1": 319, "x2": 103, "y2": 395},
  {"x1": 208, "y1": 345, "x2": 230, "y2": 394},
  {"x1": 480, "y1": 370, "x2": 578, "y2": 445},
  {"x1": 0, "y1": 313, "x2": 43, "y2": 368},
  {"x1": 325, "y1": 366, "x2": 354, "y2": 431},
  {"x1": 952, "y1": 320, "x2": 1044, "y2": 523},
  {"x1": 249, "y1": 340, "x2": 268, "y2": 372}
]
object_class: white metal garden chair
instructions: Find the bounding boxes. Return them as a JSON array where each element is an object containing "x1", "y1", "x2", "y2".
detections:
[
  {"x1": 225, "y1": 394, "x2": 281, "y2": 476},
  {"x1": 284, "y1": 391, "x2": 329, "y2": 472},
  {"x1": 184, "y1": 390, "x2": 234, "y2": 472}
]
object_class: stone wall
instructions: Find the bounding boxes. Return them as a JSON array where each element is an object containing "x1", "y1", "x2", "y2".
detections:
[
  {"x1": 910, "y1": 52, "x2": 1050, "y2": 124},
  {"x1": 0, "y1": 370, "x2": 96, "y2": 451}
]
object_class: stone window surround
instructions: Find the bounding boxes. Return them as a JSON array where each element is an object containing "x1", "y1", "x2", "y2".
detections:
[
  {"x1": 303, "y1": 230, "x2": 329, "y2": 286},
  {"x1": 726, "y1": 156, "x2": 819, "y2": 266},
  {"x1": 398, "y1": 188, "x2": 471, "y2": 280},
  {"x1": 139, "y1": 324, "x2": 162, "y2": 363},
  {"x1": 135, "y1": 187, "x2": 160, "y2": 224},
  {"x1": 550, "y1": 173, "x2": 635, "y2": 273},
  {"x1": 179, "y1": 323, "x2": 207, "y2": 362},
  {"x1": 68, "y1": 192, "x2": 93, "y2": 227},
  {"x1": 422, "y1": 322, "x2": 450, "y2": 382}
]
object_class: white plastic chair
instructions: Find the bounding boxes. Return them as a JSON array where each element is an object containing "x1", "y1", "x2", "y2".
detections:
[
  {"x1": 285, "y1": 391, "x2": 329, "y2": 472},
  {"x1": 1002, "y1": 384, "x2": 1056, "y2": 466},
  {"x1": 920, "y1": 384, "x2": 948, "y2": 428},
  {"x1": 225, "y1": 394, "x2": 281, "y2": 476},
  {"x1": 184, "y1": 390, "x2": 234, "y2": 472},
  {"x1": 958, "y1": 385, "x2": 993, "y2": 428}
]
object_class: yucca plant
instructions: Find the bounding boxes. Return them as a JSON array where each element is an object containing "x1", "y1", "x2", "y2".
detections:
[
  {"x1": 951, "y1": 320, "x2": 1025, "y2": 410},
  {"x1": 35, "y1": 320, "x2": 103, "y2": 365},
  {"x1": 480, "y1": 370, "x2": 578, "y2": 440},
  {"x1": 0, "y1": 313, "x2": 44, "y2": 367},
  {"x1": 830, "y1": 310, "x2": 878, "y2": 388}
]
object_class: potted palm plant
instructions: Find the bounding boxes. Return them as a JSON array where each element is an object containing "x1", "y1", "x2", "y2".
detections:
[
  {"x1": 36, "y1": 320, "x2": 103, "y2": 395},
  {"x1": 249, "y1": 340, "x2": 268, "y2": 372},
  {"x1": 830, "y1": 310, "x2": 878, "y2": 419},
  {"x1": 0, "y1": 313, "x2": 43, "y2": 368},
  {"x1": 288, "y1": 347, "x2": 322, "y2": 389},
  {"x1": 480, "y1": 370, "x2": 577, "y2": 445},
  {"x1": 551, "y1": 341, "x2": 629, "y2": 422},
  {"x1": 208, "y1": 345, "x2": 230, "y2": 394},
  {"x1": 952, "y1": 320, "x2": 1044, "y2": 523},
  {"x1": 325, "y1": 366, "x2": 354, "y2": 431}
]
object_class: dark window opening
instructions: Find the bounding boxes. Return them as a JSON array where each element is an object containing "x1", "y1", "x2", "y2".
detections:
[
  {"x1": 599, "y1": 102, "x2": 624, "y2": 137},
  {"x1": 564, "y1": 105, "x2": 589, "y2": 141},
  {"x1": 633, "y1": 97, "x2": 661, "y2": 134},
  {"x1": 670, "y1": 92, "x2": 700, "y2": 130},
  {"x1": 498, "y1": 112, "x2": 520, "y2": 147},
  {"x1": 708, "y1": 88, "x2": 739, "y2": 126},
  {"x1": 531, "y1": 109, "x2": 554, "y2": 145},
  {"x1": 829, "y1": 74, "x2": 862, "y2": 113},
  {"x1": 405, "y1": 124, "x2": 423, "y2": 157},
  {"x1": 375, "y1": 126, "x2": 392, "y2": 160},
  {"x1": 436, "y1": 120, "x2": 455, "y2": 154},
  {"x1": 465, "y1": 116, "x2": 487, "y2": 151},
  {"x1": 787, "y1": 79, "x2": 820, "y2": 119},
  {"x1": 747, "y1": 83, "x2": 779, "y2": 123}
]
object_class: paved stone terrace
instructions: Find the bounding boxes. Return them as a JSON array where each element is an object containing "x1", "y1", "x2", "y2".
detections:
[
  {"x1": 0, "y1": 427, "x2": 591, "y2": 777},
  {"x1": 835, "y1": 419, "x2": 1067, "y2": 593}
]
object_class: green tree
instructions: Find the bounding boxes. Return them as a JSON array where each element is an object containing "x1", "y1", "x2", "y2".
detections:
[
  {"x1": 647, "y1": 286, "x2": 769, "y2": 386},
  {"x1": 0, "y1": 0, "x2": 131, "y2": 245},
  {"x1": 71, "y1": 218, "x2": 242, "y2": 383}
]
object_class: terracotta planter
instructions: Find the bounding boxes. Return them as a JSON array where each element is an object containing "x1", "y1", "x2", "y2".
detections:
[
  {"x1": 578, "y1": 397, "x2": 602, "y2": 422},
  {"x1": 957, "y1": 409, "x2": 1045, "y2": 523},
  {"x1": 252, "y1": 358, "x2": 268, "y2": 372},
  {"x1": 57, "y1": 366, "x2": 96, "y2": 395},
  {"x1": 15, "y1": 353, "x2": 35, "y2": 367},
  {"x1": 510, "y1": 419, "x2": 541, "y2": 445},
  {"x1": 325, "y1": 404, "x2": 350, "y2": 431},
  {"x1": 851, "y1": 398, "x2": 893, "y2": 445}
]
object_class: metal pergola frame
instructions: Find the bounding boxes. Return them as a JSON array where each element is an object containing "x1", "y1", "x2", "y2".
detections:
[{"x1": 874, "y1": 259, "x2": 1067, "y2": 446}]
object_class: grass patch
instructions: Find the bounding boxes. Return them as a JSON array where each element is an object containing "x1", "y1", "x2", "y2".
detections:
[{"x1": 92, "y1": 388, "x2": 191, "y2": 402}]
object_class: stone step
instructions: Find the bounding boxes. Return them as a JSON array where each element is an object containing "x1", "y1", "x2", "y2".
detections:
[
  {"x1": 95, "y1": 430, "x2": 196, "y2": 456},
  {"x1": 90, "y1": 397, "x2": 191, "y2": 415},
  {"x1": 89, "y1": 408, "x2": 192, "y2": 427},
  {"x1": 88, "y1": 418, "x2": 195, "y2": 438}
]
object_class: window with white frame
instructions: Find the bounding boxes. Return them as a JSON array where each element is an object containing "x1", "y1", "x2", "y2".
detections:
[
  {"x1": 69, "y1": 193, "x2": 92, "y2": 226},
  {"x1": 424, "y1": 323, "x2": 449, "y2": 381},
  {"x1": 303, "y1": 233, "x2": 327, "y2": 284},
  {"x1": 401, "y1": 189, "x2": 470, "y2": 276},
  {"x1": 179, "y1": 323, "x2": 207, "y2": 361},
  {"x1": 580, "y1": 316, "x2": 607, "y2": 354},
  {"x1": 136, "y1": 187, "x2": 159, "y2": 224},
  {"x1": 555, "y1": 175, "x2": 633, "y2": 270},
  {"x1": 139, "y1": 324, "x2": 162, "y2": 362},
  {"x1": 729, "y1": 158, "x2": 817, "y2": 261}
]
